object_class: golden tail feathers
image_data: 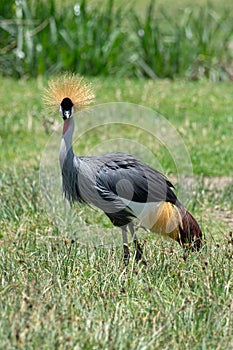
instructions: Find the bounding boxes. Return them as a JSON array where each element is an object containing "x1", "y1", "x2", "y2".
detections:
[{"x1": 151, "y1": 202, "x2": 202, "y2": 250}]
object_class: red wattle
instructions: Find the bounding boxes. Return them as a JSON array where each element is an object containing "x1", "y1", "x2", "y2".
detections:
[{"x1": 63, "y1": 119, "x2": 70, "y2": 134}]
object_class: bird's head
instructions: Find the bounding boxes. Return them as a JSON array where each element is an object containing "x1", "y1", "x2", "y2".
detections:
[
  {"x1": 60, "y1": 97, "x2": 74, "y2": 120},
  {"x1": 43, "y1": 73, "x2": 95, "y2": 120}
]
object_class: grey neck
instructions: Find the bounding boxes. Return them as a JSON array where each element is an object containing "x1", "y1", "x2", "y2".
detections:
[{"x1": 59, "y1": 117, "x2": 75, "y2": 170}]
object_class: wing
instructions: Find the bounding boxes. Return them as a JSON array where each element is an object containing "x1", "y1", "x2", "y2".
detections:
[
  {"x1": 62, "y1": 152, "x2": 178, "y2": 227},
  {"x1": 95, "y1": 153, "x2": 178, "y2": 205}
]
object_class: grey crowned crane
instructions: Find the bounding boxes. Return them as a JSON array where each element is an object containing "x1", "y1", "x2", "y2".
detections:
[{"x1": 44, "y1": 74, "x2": 202, "y2": 265}]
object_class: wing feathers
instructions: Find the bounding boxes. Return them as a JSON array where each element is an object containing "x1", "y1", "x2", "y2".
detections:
[{"x1": 95, "y1": 153, "x2": 177, "y2": 205}]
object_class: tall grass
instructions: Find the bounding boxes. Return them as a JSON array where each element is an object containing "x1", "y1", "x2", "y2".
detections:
[
  {"x1": 0, "y1": 0, "x2": 232, "y2": 80},
  {"x1": 0, "y1": 70, "x2": 232, "y2": 350},
  {"x1": 0, "y1": 0, "x2": 132, "y2": 77},
  {"x1": 132, "y1": 3, "x2": 233, "y2": 80}
]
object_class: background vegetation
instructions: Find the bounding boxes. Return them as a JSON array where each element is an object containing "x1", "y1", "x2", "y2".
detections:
[
  {"x1": 1, "y1": 0, "x2": 233, "y2": 80},
  {"x1": 0, "y1": 0, "x2": 233, "y2": 349}
]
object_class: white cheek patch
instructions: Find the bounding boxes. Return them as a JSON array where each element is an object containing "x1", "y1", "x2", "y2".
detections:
[
  {"x1": 64, "y1": 111, "x2": 70, "y2": 118},
  {"x1": 120, "y1": 197, "x2": 159, "y2": 229}
]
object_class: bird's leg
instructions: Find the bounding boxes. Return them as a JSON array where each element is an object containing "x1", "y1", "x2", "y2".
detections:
[
  {"x1": 121, "y1": 226, "x2": 130, "y2": 266},
  {"x1": 128, "y1": 222, "x2": 146, "y2": 265}
]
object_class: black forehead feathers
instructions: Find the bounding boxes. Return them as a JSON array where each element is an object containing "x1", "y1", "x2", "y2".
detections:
[{"x1": 61, "y1": 97, "x2": 74, "y2": 110}]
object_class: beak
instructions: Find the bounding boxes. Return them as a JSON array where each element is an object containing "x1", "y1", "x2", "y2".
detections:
[
  {"x1": 60, "y1": 106, "x2": 73, "y2": 120},
  {"x1": 63, "y1": 110, "x2": 72, "y2": 120}
]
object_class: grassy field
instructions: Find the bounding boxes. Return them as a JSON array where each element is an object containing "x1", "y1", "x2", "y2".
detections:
[{"x1": 0, "y1": 76, "x2": 233, "y2": 349}]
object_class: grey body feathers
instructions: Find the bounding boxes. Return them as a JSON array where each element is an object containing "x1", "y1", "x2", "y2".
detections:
[{"x1": 61, "y1": 151, "x2": 178, "y2": 227}]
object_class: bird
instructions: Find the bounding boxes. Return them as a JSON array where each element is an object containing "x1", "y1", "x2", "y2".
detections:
[{"x1": 43, "y1": 73, "x2": 202, "y2": 265}]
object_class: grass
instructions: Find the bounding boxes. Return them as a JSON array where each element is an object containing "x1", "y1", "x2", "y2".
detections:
[
  {"x1": 1, "y1": 77, "x2": 232, "y2": 174},
  {"x1": 1, "y1": 0, "x2": 233, "y2": 79},
  {"x1": 135, "y1": 0, "x2": 233, "y2": 15},
  {"x1": 0, "y1": 235, "x2": 232, "y2": 349},
  {"x1": 0, "y1": 76, "x2": 232, "y2": 348},
  {"x1": 132, "y1": 3, "x2": 233, "y2": 80}
]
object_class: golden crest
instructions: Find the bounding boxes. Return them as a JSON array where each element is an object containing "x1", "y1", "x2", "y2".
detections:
[{"x1": 43, "y1": 73, "x2": 95, "y2": 113}]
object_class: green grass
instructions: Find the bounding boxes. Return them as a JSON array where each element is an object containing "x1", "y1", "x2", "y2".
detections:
[
  {"x1": 1, "y1": 0, "x2": 233, "y2": 79},
  {"x1": 0, "y1": 76, "x2": 232, "y2": 349},
  {"x1": 1, "y1": 77, "x2": 232, "y2": 174},
  {"x1": 135, "y1": 0, "x2": 233, "y2": 14},
  {"x1": 0, "y1": 234, "x2": 233, "y2": 349}
]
